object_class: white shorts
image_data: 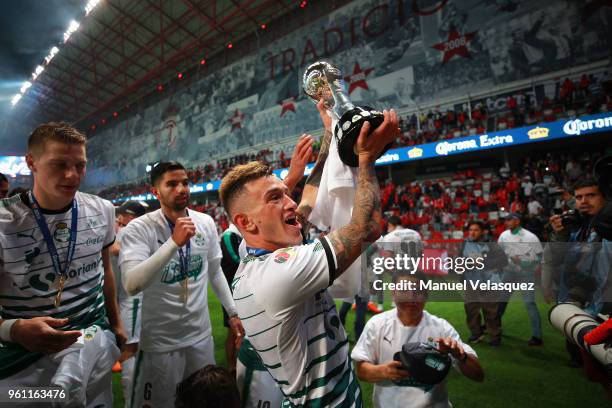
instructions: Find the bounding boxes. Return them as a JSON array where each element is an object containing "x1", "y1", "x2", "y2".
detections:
[
  {"x1": 119, "y1": 295, "x2": 143, "y2": 344},
  {"x1": 0, "y1": 327, "x2": 119, "y2": 407},
  {"x1": 130, "y1": 335, "x2": 215, "y2": 408},
  {"x1": 236, "y1": 339, "x2": 283, "y2": 408}
]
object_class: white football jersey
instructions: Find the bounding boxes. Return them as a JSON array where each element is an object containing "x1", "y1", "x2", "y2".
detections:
[
  {"x1": 383, "y1": 227, "x2": 422, "y2": 245},
  {"x1": 232, "y1": 238, "x2": 362, "y2": 407},
  {"x1": 0, "y1": 191, "x2": 115, "y2": 378},
  {"x1": 118, "y1": 208, "x2": 221, "y2": 352},
  {"x1": 0, "y1": 191, "x2": 115, "y2": 326},
  {"x1": 351, "y1": 309, "x2": 477, "y2": 408}
]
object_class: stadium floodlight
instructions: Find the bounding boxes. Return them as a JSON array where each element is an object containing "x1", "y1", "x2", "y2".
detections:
[
  {"x1": 11, "y1": 94, "x2": 22, "y2": 106},
  {"x1": 31, "y1": 65, "x2": 45, "y2": 81},
  {"x1": 64, "y1": 20, "x2": 80, "y2": 43},
  {"x1": 20, "y1": 81, "x2": 32, "y2": 94},
  {"x1": 44, "y1": 46, "x2": 59, "y2": 64},
  {"x1": 85, "y1": 0, "x2": 101, "y2": 16}
]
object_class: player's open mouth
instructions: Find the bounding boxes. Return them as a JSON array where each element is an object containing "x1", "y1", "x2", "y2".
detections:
[{"x1": 284, "y1": 215, "x2": 301, "y2": 229}]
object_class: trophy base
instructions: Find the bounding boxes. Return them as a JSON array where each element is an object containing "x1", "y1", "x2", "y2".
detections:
[{"x1": 334, "y1": 106, "x2": 390, "y2": 167}]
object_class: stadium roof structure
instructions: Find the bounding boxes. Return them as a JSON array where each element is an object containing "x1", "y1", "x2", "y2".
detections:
[{"x1": 9, "y1": 0, "x2": 327, "y2": 137}]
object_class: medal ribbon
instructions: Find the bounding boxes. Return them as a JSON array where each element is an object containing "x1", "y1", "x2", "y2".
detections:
[{"x1": 28, "y1": 191, "x2": 78, "y2": 300}]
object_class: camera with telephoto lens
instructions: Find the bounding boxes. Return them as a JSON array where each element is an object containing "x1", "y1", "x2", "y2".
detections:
[
  {"x1": 561, "y1": 209, "x2": 582, "y2": 232},
  {"x1": 593, "y1": 155, "x2": 612, "y2": 241}
]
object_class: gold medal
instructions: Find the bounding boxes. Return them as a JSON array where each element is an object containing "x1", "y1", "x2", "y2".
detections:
[
  {"x1": 54, "y1": 275, "x2": 67, "y2": 308},
  {"x1": 180, "y1": 277, "x2": 189, "y2": 304}
]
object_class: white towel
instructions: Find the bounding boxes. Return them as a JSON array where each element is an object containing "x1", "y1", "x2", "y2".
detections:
[{"x1": 309, "y1": 114, "x2": 362, "y2": 299}]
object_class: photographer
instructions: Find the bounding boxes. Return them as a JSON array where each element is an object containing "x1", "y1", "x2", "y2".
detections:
[
  {"x1": 547, "y1": 176, "x2": 612, "y2": 369},
  {"x1": 549, "y1": 177, "x2": 611, "y2": 316}
]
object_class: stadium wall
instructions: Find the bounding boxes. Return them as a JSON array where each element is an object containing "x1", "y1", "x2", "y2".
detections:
[{"x1": 83, "y1": 0, "x2": 611, "y2": 190}]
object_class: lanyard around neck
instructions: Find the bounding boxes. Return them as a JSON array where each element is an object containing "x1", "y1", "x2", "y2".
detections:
[
  {"x1": 28, "y1": 190, "x2": 78, "y2": 280},
  {"x1": 165, "y1": 211, "x2": 191, "y2": 279}
]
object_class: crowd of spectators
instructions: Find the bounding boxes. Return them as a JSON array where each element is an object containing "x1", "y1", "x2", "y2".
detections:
[
  {"x1": 377, "y1": 150, "x2": 603, "y2": 243},
  {"x1": 97, "y1": 74, "x2": 611, "y2": 202}
]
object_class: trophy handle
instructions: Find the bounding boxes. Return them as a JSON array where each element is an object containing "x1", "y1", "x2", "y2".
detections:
[{"x1": 323, "y1": 66, "x2": 355, "y2": 116}]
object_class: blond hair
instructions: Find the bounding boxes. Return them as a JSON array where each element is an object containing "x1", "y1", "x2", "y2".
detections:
[
  {"x1": 28, "y1": 122, "x2": 86, "y2": 155},
  {"x1": 219, "y1": 161, "x2": 273, "y2": 216}
]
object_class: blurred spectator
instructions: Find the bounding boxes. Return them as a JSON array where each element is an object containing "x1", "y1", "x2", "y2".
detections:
[
  {"x1": 460, "y1": 221, "x2": 508, "y2": 347},
  {"x1": 497, "y1": 213, "x2": 544, "y2": 346}
]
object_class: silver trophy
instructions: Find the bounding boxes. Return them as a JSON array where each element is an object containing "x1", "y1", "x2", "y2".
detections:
[{"x1": 303, "y1": 61, "x2": 389, "y2": 167}]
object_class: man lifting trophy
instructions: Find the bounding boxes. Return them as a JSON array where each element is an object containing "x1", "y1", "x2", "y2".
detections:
[{"x1": 303, "y1": 60, "x2": 391, "y2": 166}]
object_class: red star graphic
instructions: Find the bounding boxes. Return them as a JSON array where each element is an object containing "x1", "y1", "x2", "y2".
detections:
[
  {"x1": 229, "y1": 109, "x2": 244, "y2": 131},
  {"x1": 279, "y1": 97, "x2": 296, "y2": 117},
  {"x1": 344, "y1": 63, "x2": 374, "y2": 95},
  {"x1": 432, "y1": 29, "x2": 477, "y2": 64}
]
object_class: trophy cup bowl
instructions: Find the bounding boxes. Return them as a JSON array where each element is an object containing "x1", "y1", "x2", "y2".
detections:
[{"x1": 303, "y1": 61, "x2": 391, "y2": 167}]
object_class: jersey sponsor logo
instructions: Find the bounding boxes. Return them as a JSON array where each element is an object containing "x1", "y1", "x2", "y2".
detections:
[
  {"x1": 28, "y1": 259, "x2": 102, "y2": 291},
  {"x1": 53, "y1": 222, "x2": 71, "y2": 243},
  {"x1": 86, "y1": 217, "x2": 101, "y2": 229},
  {"x1": 85, "y1": 235, "x2": 104, "y2": 247},
  {"x1": 29, "y1": 272, "x2": 57, "y2": 292},
  {"x1": 194, "y1": 232, "x2": 206, "y2": 246},
  {"x1": 24, "y1": 247, "x2": 41, "y2": 265},
  {"x1": 160, "y1": 255, "x2": 203, "y2": 284},
  {"x1": 83, "y1": 325, "x2": 99, "y2": 341},
  {"x1": 274, "y1": 248, "x2": 296, "y2": 264}
]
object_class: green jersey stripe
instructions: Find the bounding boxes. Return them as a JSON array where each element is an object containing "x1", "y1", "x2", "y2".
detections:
[
  {"x1": 3, "y1": 239, "x2": 107, "y2": 265},
  {"x1": 223, "y1": 232, "x2": 241, "y2": 263},
  {"x1": 303, "y1": 305, "x2": 335, "y2": 325},
  {"x1": 131, "y1": 298, "x2": 140, "y2": 337},
  {"x1": 3, "y1": 224, "x2": 107, "y2": 250},
  {"x1": 250, "y1": 321, "x2": 282, "y2": 337},
  {"x1": 0, "y1": 273, "x2": 100, "y2": 300},
  {"x1": 291, "y1": 365, "x2": 355, "y2": 408},
  {"x1": 307, "y1": 332, "x2": 327, "y2": 346},
  {"x1": 303, "y1": 339, "x2": 348, "y2": 374},
  {"x1": 0, "y1": 293, "x2": 104, "y2": 320},
  {"x1": 285, "y1": 358, "x2": 348, "y2": 400},
  {"x1": 234, "y1": 293, "x2": 254, "y2": 301},
  {"x1": 253, "y1": 343, "x2": 278, "y2": 353},
  {"x1": 264, "y1": 362, "x2": 282, "y2": 370},
  {"x1": 240, "y1": 310, "x2": 266, "y2": 320},
  {"x1": 1, "y1": 283, "x2": 101, "y2": 311},
  {"x1": 64, "y1": 304, "x2": 107, "y2": 330},
  {"x1": 10, "y1": 254, "x2": 102, "y2": 276},
  {"x1": 5, "y1": 213, "x2": 104, "y2": 237}
]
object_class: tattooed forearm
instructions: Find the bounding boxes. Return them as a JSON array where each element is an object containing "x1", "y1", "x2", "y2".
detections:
[
  {"x1": 296, "y1": 129, "x2": 332, "y2": 228},
  {"x1": 296, "y1": 203, "x2": 313, "y2": 234},
  {"x1": 328, "y1": 161, "x2": 381, "y2": 277},
  {"x1": 305, "y1": 129, "x2": 332, "y2": 188}
]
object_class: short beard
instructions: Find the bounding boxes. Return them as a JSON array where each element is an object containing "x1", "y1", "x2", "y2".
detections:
[{"x1": 171, "y1": 201, "x2": 188, "y2": 212}]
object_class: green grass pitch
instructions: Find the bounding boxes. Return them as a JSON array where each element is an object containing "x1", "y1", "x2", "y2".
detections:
[{"x1": 111, "y1": 288, "x2": 608, "y2": 407}]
